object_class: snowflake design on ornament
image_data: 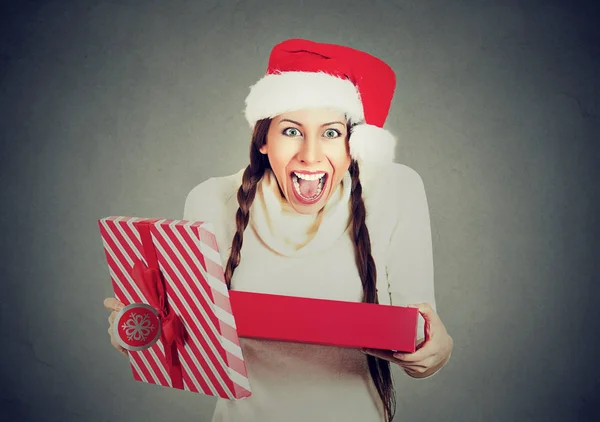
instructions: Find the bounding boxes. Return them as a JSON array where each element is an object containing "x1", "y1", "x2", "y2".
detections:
[{"x1": 122, "y1": 313, "x2": 156, "y2": 342}]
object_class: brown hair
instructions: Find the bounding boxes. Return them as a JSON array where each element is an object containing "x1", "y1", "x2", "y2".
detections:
[{"x1": 224, "y1": 118, "x2": 396, "y2": 421}]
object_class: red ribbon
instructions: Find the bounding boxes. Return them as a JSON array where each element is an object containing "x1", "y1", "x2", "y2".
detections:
[{"x1": 130, "y1": 220, "x2": 186, "y2": 390}]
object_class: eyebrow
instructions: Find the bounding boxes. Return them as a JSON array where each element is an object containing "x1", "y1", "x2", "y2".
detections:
[{"x1": 278, "y1": 119, "x2": 346, "y2": 128}]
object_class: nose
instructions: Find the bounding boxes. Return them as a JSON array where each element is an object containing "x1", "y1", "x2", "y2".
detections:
[{"x1": 296, "y1": 134, "x2": 323, "y2": 164}]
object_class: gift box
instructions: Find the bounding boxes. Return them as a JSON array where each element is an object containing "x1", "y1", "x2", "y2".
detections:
[
  {"x1": 99, "y1": 216, "x2": 420, "y2": 398},
  {"x1": 229, "y1": 291, "x2": 419, "y2": 353},
  {"x1": 98, "y1": 216, "x2": 251, "y2": 399}
]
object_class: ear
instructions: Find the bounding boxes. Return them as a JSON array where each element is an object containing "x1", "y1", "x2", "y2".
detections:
[{"x1": 259, "y1": 144, "x2": 268, "y2": 155}]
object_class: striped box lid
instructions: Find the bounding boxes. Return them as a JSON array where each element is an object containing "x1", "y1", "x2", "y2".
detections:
[{"x1": 99, "y1": 216, "x2": 251, "y2": 399}]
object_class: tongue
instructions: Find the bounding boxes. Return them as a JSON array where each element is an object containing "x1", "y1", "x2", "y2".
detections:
[{"x1": 298, "y1": 178, "x2": 320, "y2": 198}]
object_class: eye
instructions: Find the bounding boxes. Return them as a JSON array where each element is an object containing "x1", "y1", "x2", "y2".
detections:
[
  {"x1": 323, "y1": 129, "x2": 341, "y2": 139},
  {"x1": 283, "y1": 127, "x2": 302, "y2": 137}
]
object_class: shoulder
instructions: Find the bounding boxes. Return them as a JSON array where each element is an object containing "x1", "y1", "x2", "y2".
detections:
[
  {"x1": 386, "y1": 162, "x2": 425, "y2": 189},
  {"x1": 361, "y1": 162, "x2": 427, "y2": 205},
  {"x1": 388, "y1": 163, "x2": 428, "y2": 206},
  {"x1": 183, "y1": 168, "x2": 245, "y2": 221},
  {"x1": 361, "y1": 162, "x2": 431, "y2": 243}
]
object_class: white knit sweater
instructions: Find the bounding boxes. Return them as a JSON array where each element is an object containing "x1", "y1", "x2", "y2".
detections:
[{"x1": 183, "y1": 162, "x2": 437, "y2": 422}]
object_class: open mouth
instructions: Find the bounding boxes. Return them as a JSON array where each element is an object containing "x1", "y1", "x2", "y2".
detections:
[{"x1": 291, "y1": 171, "x2": 328, "y2": 203}]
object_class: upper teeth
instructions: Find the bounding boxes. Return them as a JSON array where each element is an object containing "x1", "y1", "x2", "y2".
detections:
[{"x1": 294, "y1": 172, "x2": 325, "y2": 181}]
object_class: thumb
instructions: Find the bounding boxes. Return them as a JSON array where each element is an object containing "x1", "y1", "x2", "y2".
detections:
[
  {"x1": 407, "y1": 303, "x2": 437, "y2": 342},
  {"x1": 407, "y1": 302, "x2": 440, "y2": 329}
]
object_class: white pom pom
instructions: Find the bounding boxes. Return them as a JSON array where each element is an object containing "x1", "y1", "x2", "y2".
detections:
[{"x1": 349, "y1": 124, "x2": 397, "y2": 164}]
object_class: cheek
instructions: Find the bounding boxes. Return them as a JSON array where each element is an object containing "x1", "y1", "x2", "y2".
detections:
[
  {"x1": 326, "y1": 141, "x2": 352, "y2": 172},
  {"x1": 325, "y1": 146, "x2": 351, "y2": 191},
  {"x1": 267, "y1": 140, "x2": 297, "y2": 176}
]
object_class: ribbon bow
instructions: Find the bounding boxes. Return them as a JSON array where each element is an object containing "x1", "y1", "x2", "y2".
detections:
[{"x1": 131, "y1": 259, "x2": 186, "y2": 389}]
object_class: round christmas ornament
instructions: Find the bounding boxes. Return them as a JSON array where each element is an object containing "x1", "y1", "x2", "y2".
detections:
[{"x1": 113, "y1": 303, "x2": 162, "y2": 351}]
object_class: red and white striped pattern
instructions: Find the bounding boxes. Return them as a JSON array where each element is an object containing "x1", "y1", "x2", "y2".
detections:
[{"x1": 99, "y1": 216, "x2": 251, "y2": 399}]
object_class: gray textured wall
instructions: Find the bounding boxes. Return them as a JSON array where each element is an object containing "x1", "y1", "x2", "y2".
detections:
[{"x1": 1, "y1": 0, "x2": 599, "y2": 421}]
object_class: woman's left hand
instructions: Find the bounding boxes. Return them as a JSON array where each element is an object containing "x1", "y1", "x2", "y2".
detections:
[{"x1": 362, "y1": 303, "x2": 453, "y2": 378}]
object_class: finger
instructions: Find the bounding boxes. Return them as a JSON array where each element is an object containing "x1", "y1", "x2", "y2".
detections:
[
  {"x1": 104, "y1": 297, "x2": 125, "y2": 312},
  {"x1": 403, "y1": 364, "x2": 429, "y2": 376},
  {"x1": 393, "y1": 343, "x2": 435, "y2": 362},
  {"x1": 110, "y1": 335, "x2": 120, "y2": 349},
  {"x1": 362, "y1": 348, "x2": 431, "y2": 371},
  {"x1": 110, "y1": 336, "x2": 129, "y2": 357},
  {"x1": 362, "y1": 348, "x2": 402, "y2": 365},
  {"x1": 108, "y1": 311, "x2": 117, "y2": 325},
  {"x1": 399, "y1": 361, "x2": 427, "y2": 371},
  {"x1": 394, "y1": 350, "x2": 428, "y2": 363}
]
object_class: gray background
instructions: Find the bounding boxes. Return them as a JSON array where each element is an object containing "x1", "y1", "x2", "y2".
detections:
[{"x1": 1, "y1": 0, "x2": 599, "y2": 421}]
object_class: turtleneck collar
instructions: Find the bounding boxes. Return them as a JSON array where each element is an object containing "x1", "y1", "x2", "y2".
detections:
[{"x1": 249, "y1": 169, "x2": 352, "y2": 257}]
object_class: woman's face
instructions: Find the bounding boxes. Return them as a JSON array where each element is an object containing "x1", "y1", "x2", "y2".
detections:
[{"x1": 260, "y1": 108, "x2": 351, "y2": 215}]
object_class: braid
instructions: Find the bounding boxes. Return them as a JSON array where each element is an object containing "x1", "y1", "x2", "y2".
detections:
[
  {"x1": 223, "y1": 118, "x2": 271, "y2": 289},
  {"x1": 348, "y1": 160, "x2": 379, "y2": 304},
  {"x1": 348, "y1": 160, "x2": 396, "y2": 422},
  {"x1": 223, "y1": 165, "x2": 263, "y2": 288}
]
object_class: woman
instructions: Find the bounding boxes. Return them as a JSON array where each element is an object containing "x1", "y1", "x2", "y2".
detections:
[{"x1": 104, "y1": 39, "x2": 453, "y2": 422}]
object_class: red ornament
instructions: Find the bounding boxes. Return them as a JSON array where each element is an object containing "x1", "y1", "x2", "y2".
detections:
[{"x1": 114, "y1": 303, "x2": 162, "y2": 351}]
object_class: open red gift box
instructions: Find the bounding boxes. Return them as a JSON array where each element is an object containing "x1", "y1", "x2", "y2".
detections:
[{"x1": 99, "y1": 216, "x2": 418, "y2": 399}]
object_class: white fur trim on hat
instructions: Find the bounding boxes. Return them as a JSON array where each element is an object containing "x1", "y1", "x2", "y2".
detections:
[
  {"x1": 244, "y1": 71, "x2": 365, "y2": 127},
  {"x1": 349, "y1": 124, "x2": 397, "y2": 164}
]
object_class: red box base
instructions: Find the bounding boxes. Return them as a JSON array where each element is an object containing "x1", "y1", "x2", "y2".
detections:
[{"x1": 229, "y1": 291, "x2": 418, "y2": 353}]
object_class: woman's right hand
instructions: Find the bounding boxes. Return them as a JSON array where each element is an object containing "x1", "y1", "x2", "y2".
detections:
[{"x1": 104, "y1": 297, "x2": 129, "y2": 357}]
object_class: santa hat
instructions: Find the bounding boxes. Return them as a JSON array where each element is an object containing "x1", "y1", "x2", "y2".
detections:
[{"x1": 244, "y1": 39, "x2": 397, "y2": 164}]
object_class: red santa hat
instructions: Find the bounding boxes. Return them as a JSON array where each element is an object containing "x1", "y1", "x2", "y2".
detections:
[{"x1": 244, "y1": 39, "x2": 397, "y2": 164}]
